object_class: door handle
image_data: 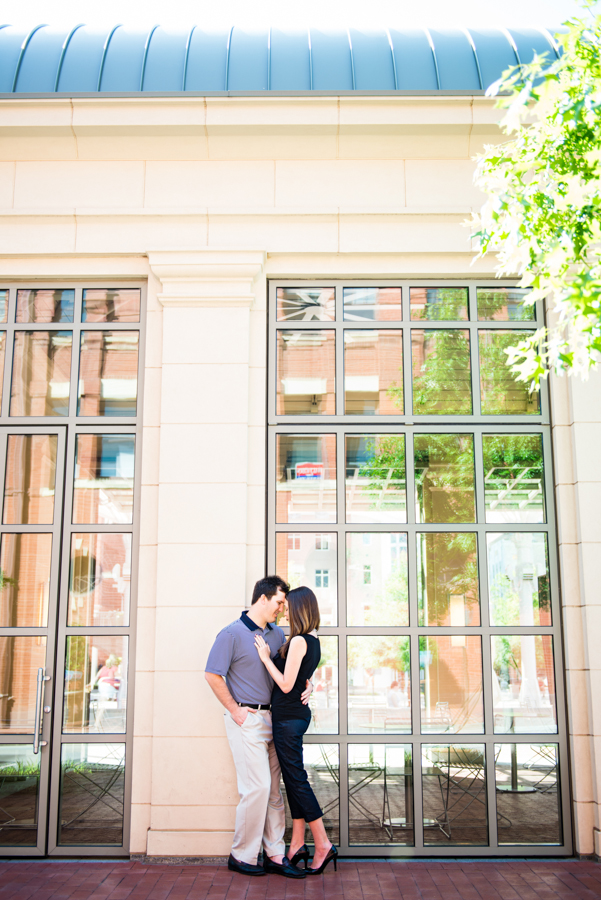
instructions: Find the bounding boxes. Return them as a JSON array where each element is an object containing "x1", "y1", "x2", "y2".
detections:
[{"x1": 33, "y1": 668, "x2": 49, "y2": 754}]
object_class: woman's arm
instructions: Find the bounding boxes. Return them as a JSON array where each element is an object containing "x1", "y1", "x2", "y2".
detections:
[{"x1": 254, "y1": 635, "x2": 307, "y2": 693}]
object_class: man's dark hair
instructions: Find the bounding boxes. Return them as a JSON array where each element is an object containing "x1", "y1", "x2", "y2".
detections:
[{"x1": 251, "y1": 575, "x2": 289, "y2": 605}]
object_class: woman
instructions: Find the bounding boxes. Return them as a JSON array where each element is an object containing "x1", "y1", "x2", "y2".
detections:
[{"x1": 254, "y1": 586, "x2": 337, "y2": 875}]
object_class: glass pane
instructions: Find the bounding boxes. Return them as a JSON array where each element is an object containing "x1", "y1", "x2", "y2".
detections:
[
  {"x1": 492, "y1": 635, "x2": 557, "y2": 734},
  {"x1": 283, "y1": 745, "x2": 339, "y2": 846},
  {"x1": 308, "y1": 636, "x2": 338, "y2": 734},
  {"x1": 346, "y1": 532, "x2": 408, "y2": 626},
  {"x1": 68, "y1": 533, "x2": 132, "y2": 627},
  {"x1": 0, "y1": 290, "x2": 7, "y2": 323},
  {"x1": 73, "y1": 434, "x2": 135, "y2": 525},
  {"x1": 414, "y1": 434, "x2": 476, "y2": 524},
  {"x1": 276, "y1": 331, "x2": 335, "y2": 415},
  {"x1": 348, "y1": 636, "x2": 411, "y2": 734},
  {"x1": 78, "y1": 331, "x2": 139, "y2": 417},
  {"x1": 422, "y1": 744, "x2": 487, "y2": 845},
  {"x1": 82, "y1": 289, "x2": 140, "y2": 322},
  {"x1": 0, "y1": 746, "x2": 40, "y2": 845},
  {"x1": 487, "y1": 533, "x2": 551, "y2": 627},
  {"x1": 275, "y1": 532, "x2": 337, "y2": 627},
  {"x1": 477, "y1": 288, "x2": 534, "y2": 322},
  {"x1": 483, "y1": 434, "x2": 545, "y2": 524},
  {"x1": 3, "y1": 434, "x2": 57, "y2": 525},
  {"x1": 495, "y1": 744, "x2": 561, "y2": 844},
  {"x1": 0, "y1": 332, "x2": 5, "y2": 405},
  {"x1": 348, "y1": 744, "x2": 413, "y2": 845},
  {"x1": 276, "y1": 434, "x2": 336, "y2": 523},
  {"x1": 479, "y1": 331, "x2": 540, "y2": 415},
  {"x1": 410, "y1": 287, "x2": 468, "y2": 321},
  {"x1": 10, "y1": 332, "x2": 72, "y2": 417},
  {"x1": 420, "y1": 636, "x2": 484, "y2": 734},
  {"x1": 0, "y1": 533, "x2": 52, "y2": 627},
  {"x1": 412, "y1": 330, "x2": 472, "y2": 415},
  {"x1": 58, "y1": 743, "x2": 125, "y2": 845},
  {"x1": 343, "y1": 287, "x2": 403, "y2": 322},
  {"x1": 346, "y1": 435, "x2": 406, "y2": 523},
  {"x1": 0, "y1": 636, "x2": 47, "y2": 733},
  {"x1": 344, "y1": 330, "x2": 403, "y2": 415},
  {"x1": 417, "y1": 533, "x2": 480, "y2": 627},
  {"x1": 276, "y1": 287, "x2": 334, "y2": 322},
  {"x1": 16, "y1": 289, "x2": 74, "y2": 323},
  {"x1": 63, "y1": 635, "x2": 128, "y2": 734}
]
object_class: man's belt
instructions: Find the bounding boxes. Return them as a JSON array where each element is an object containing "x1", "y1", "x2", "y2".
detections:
[{"x1": 238, "y1": 702, "x2": 271, "y2": 710}]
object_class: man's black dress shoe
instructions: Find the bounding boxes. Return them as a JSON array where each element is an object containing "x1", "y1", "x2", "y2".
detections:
[
  {"x1": 227, "y1": 854, "x2": 266, "y2": 876},
  {"x1": 263, "y1": 855, "x2": 306, "y2": 878}
]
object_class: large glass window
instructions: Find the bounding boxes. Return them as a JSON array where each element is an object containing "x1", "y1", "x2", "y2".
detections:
[{"x1": 269, "y1": 281, "x2": 567, "y2": 857}]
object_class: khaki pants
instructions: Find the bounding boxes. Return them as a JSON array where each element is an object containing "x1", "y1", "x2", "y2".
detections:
[{"x1": 224, "y1": 709, "x2": 286, "y2": 865}]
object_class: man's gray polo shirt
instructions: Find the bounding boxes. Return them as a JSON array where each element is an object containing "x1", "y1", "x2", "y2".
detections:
[{"x1": 205, "y1": 611, "x2": 285, "y2": 705}]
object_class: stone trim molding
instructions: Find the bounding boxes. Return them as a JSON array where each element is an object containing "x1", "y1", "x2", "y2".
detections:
[{"x1": 148, "y1": 249, "x2": 265, "y2": 308}]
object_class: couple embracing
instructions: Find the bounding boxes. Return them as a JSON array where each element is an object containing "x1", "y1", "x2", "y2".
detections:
[{"x1": 204, "y1": 576, "x2": 337, "y2": 879}]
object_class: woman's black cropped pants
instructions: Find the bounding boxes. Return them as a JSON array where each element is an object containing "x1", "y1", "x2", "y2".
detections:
[{"x1": 272, "y1": 717, "x2": 323, "y2": 823}]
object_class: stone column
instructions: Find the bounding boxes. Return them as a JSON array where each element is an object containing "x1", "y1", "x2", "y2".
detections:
[{"x1": 132, "y1": 249, "x2": 266, "y2": 858}]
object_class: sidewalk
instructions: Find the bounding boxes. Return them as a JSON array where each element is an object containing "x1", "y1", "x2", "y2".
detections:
[{"x1": 0, "y1": 860, "x2": 599, "y2": 900}]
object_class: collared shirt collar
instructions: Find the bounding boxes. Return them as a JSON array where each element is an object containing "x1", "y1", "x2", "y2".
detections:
[{"x1": 241, "y1": 610, "x2": 272, "y2": 632}]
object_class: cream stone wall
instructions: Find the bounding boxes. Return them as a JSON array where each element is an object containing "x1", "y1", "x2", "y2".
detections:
[{"x1": 0, "y1": 93, "x2": 594, "y2": 856}]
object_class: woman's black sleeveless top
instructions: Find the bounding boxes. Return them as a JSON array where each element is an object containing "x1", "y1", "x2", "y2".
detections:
[{"x1": 271, "y1": 634, "x2": 321, "y2": 721}]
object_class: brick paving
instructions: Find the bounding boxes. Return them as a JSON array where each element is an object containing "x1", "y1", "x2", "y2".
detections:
[{"x1": 0, "y1": 860, "x2": 600, "y2": 900}]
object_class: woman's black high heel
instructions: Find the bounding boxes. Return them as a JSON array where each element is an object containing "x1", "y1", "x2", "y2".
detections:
[
  {"x1": 289, "y1": 844, "x2": 310, "y2": 869},
  {"x1": 306, "y1": 844, "x2": 338, "y2": 875}
]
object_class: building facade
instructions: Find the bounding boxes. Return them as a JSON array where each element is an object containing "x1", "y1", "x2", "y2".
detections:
[{"x1": 0, "y1": 23, "x2": 598, "y2": 860}]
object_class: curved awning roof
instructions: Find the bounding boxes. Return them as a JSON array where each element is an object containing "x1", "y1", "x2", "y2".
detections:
[{"x1": 0, "y1": 24, "x2": 559, "y2": 96}]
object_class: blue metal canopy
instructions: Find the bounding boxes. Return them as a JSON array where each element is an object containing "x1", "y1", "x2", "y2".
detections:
[{"x1": 0, "y1": 25, "x2": 559, "y2": 95}]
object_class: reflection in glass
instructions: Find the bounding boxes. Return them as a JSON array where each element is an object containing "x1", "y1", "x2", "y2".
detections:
[
  {"x1": 419, "y1": 636, "x2": 484, "y2": 734},
  {"x1": 483, "y1": 434, "x2": 545, "y2": 523},
  {"x1": 343, "y1": 287, "x2": 403, "y2": 322},
  {"x1": 0, "y1": 533, "x2": 52, "y2": 627},
  {"x1": 0, "y1": 637, "x2": 46, "y2": 733},
  {"x1": 422, "y1": 744, "x2": 487, "y2": 845},
  {"x1": 275, "y1": 533, "x2": 337, "y2": 627},
  {"x1": 418, "y1": 533, "x2": 480, "y2": 626},
  {"x1": 283, "y1": 745, "x2": 339, "y2": 845},
  {"x1": 344, "y1": 330, "x2": 403, "y2": 414},
  {"x1": 348, "y1": 745, "x2": 413, "y2": 845},
  {"x1": 276, "y1": 331, "x2": 335, "y2": 415},
  {"x1": 78, "y1": 331, "x2": 139, "y2": 417},
  {"x1": 3, "y1": 434, "x2": 57, "y2": 525},
  {"x1": 63, "y1": 635, "x2": 128, "y2": 734},
  {"x1": 492, "y1": 635, "x2": 557, "y2": 734},
  {"x1": 82, "y1": 289, "x2": 140, "y2": 323},
  {"x1": 410, "y1": 287, "x2": 468, "y2": 321},
  {"x1": 68, "y1": 533, "x2": 132, "y2": 627},
  {"x1": 496, "y1": 744, "x2": 561, "y2": 844},
  {"x1": 73, "y1": 434, "x2": 135, "y2": 525},
  {"x1": 16, "y1": 289, "x2": 74, "y2": 323},
  {"x1": 479, "y1": 331, "x2": 540, "y2": 415},
  {"x1": 308, "y1": 636, "x2": 338, "y2": 735},
  {"x1": 0, "y1": 332, "x2": 5, "y2": 406},
  {"x1": 346, "y1": 435, "x2": 406, "y2": 523},
  {"x1": 346, "y1": 533, "x2": 408, "y2": 626},
  {"x1": 348, "y1": 637, "x2": 411, "y2": 734},
  {"x1": 414, "y1": 434, "x2": 475, "y2": 524},
  {"x1": 412, "y1": 330, "x2": 472, "y2": 415},
  {"x1": 487, "y1": 533, "x2": 551, "y2": 627},
  {"x1": 0, "y1": 290, "x2": 7, "y2": 323},
  {"x1": 0, "y1": 746, "x2": 40, "y2": 846},
  {"x1": 477, "y1": 288, "x2": 534, "y2": 322},
  {"x1": 277, "y1": 288, "x2": 335, "y2": 322},
  {"x1": 276, "y1": 434, "x2": 336, "y2": 523},
  {"x1": 58, "y1": 743, "x2": 125, "y2": 845},
  {"x1": 10, "y1": 332, "x2": 72, "y2": 416}
]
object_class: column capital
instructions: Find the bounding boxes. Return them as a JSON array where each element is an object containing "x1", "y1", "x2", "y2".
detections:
[{"x1": 148, "y1": 249, "x2": 266, "y2": 308}]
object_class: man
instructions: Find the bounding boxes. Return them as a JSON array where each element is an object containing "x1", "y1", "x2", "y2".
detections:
[{"x1": 205, "y1": 575, "x2": 311, "y2": 878}]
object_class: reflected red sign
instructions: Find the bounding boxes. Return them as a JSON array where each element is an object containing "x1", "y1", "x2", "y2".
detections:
[{"x1": 296, "y1": 462, "x2": 323, "y2": 480}]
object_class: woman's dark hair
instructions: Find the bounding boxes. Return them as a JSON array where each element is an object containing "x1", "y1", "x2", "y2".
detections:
[{"x1": 280, "y1": 586, "x2": 320, "y2": 658}]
